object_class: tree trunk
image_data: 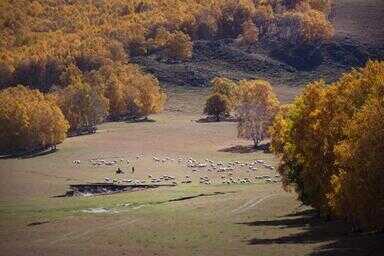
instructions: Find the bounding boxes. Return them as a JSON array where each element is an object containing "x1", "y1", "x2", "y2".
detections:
[
  {"x1": 253, "y1": 138, "x2": 259, "y2": 149},
  {"x1": 216, "y1": 114, "x2": 220, "y2": 122}
]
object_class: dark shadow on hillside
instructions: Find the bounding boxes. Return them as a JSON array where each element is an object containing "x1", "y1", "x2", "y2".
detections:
[
  {"x1": 219, "y1": 143, "x2": 271, "y2": 154},
  {"x1": 196, "y1": 116, "x2": 237, "y2": 123},
  {"x1": 0, "y1": 147, "x2": 58, "y2": 159},
  {"x1": 239, "y1": 209, "x2": 384, "y2": 255}
]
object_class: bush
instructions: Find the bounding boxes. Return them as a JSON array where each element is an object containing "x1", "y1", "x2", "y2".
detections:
[
  {"x1": 236, "y1": 79, "x2": 280, "y2": 148},
  {"x1": 13, "y1": 57, "x2": 64, "y2": 92},
  {"x1": 270, "y1": 61, "x2": 384, "y2": 230},
  {"x1": 204, "y1": 93, "x2": 231, "y2": 121},
  {"x1": 269, "y1": 9, "x2": 333, "y2": 69},
  {"x1": 236, "y1": 19, "x2": 259, "y2": 45},
  {"x1": 216, "y1": 0, "x2": 255, "y2": 39},
  {"x1": 211, "y1": 77, "x2": 237, "y2": 110},
  {"x1": 56, "y1": 77, "x2": 109, "y2": 133},
  {"x1": 90, "y1": 64, "x2": 166, "y2": 121},
  {"x1": 0, "y1": 85, "x2": 68, "y2": 153},
  {"x1": 165, "y1": 31, "x2": 193, "y2": 60},
  {"x1": 0, "y1": 62, "x2": 13, "y2": 89},
  {"x1": 274, "y1": 9, "x2": 333, "y2": 45}
]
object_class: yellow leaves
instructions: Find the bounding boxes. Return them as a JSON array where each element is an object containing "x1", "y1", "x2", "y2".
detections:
[
  {"x1": 277, "y1": 7, "x2": 333, "y2": 45},
  {"x1": 92, "y1": 63, "x2": 166, "y2": 120},
  {"x1": 271, "y1": 61, "x2": 384, "y2": 231},
  {"x1": 236, "y1": 79, "x2": 280, "y2": 147},
  {"x1": 0, "y1": 85, "x2": 68, "y2": 153},
  {"x1": 56, "y1": 78, "x2": 109, "y2": 132},
  {"x1": 163, "y1": 31, "x2": 193, "y2": 60},
  {"x1": 211, "y1": 77, "x2": 237, "y2": 110}
]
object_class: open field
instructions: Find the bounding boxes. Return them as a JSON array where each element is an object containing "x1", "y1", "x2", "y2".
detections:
[
  {"x1": 1, "y1": 86, "x2": 383, "y2": 256},
  {"x1": 1, "y1": 1, "x2": 384, "y2": 255}
]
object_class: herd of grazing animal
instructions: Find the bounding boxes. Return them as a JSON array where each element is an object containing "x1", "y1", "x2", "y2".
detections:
[{"x1": 72, "y1": 154, "x2": 281, "y2": 186}]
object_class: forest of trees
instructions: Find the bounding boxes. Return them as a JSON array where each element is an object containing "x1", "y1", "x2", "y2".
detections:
[{"x1": 0, "y1": 0, "x2": 334, "y2": 152}]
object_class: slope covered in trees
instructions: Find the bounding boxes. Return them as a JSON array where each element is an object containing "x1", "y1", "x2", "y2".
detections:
[{"x1": 0, "y1": 0, "x2": 334, "y2": 90}]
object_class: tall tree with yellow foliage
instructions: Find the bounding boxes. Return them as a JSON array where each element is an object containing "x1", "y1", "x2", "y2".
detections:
[{"x1": 236, "y1": 79, "x2": 280, "y2": 148}]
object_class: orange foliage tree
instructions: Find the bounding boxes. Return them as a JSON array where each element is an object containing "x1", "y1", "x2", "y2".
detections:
[{"x1": 0, "y1": 85, "x2": 68, "y2": 153}]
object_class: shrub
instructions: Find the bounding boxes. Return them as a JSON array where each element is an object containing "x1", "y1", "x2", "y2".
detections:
[
  {"x1": 90, "y1": 64, "x2": 166, "y2": 121},
  {"x1": 13, "y1": 57, "x2": 64, "y2": 92},
  {"x1": 204, "y1": 93, "x2": 231, "y2": 121},
  {"x1": 269, "y1": 9, "x2": 334, "y2": 69},
  {"x1": 236, "y1": 79, "x2": 280, "y2": 148},
  {"x1": 216, "y1": 0, "x2": 255, "y2": 39},
  {"x1": 0, "y1": 62, "x2": 13, "y2": 89},
  {"x1": 274, "y1": 9, "x2": 333, "y2": 45},
  {"x1": 56, "y1": 78, "x2": 108, "y2": 133},
  {"x1": 211, "y1": 77, "x2": 237, "y2": 111},
  {"x1": 165, "y1": 31, "x2": 193, "y2": 60},
  {"x1": 236, "y1": 19, "x2": 259, "y2": 45},
  {"x1": 0, "y1": 85, "x2": 68, "y2": 153}
]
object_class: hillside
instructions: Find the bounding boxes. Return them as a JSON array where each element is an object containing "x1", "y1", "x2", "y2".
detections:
[{"x1": 133, "y1": 0, "x2": 384, "y2": 89}]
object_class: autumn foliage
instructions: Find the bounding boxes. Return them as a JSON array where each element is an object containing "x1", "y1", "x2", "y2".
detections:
[
  {"x1": 0, "y1": 85, "x2": 69, "y2": 153},
  {"x1": 56, "y1": 77, "x2": 109, "y2": 133},
  {"x1": 203, "y1": 77, "x2": 238, "y2": 121},
  {"x1": 236, "y1": 80, "x2": 280, "y2": 147},
  {"x1": 270, "y1": 61, "x2": 384, "y2": 231},
  {"x1": 0, "y1": 0, "x2": 333, "y2": 152}
]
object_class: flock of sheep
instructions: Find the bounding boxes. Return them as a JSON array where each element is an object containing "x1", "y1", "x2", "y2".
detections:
[{"x1": 72, "y1": 154, "x2": 281, "y2": 186}]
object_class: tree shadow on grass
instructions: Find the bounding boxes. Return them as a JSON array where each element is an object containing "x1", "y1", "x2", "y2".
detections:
[
  {"x1": 125, "y1": 117, "x2": 156, "y2": 123},
  {"x1": 219, "y1": 143, "x2": 271, "y2": 154},
  {"x1": 0, "y1": 147, "x2": 58, "y2": 159},
  {"x1": 196, "y1": 116, "x2": 237, "y2": 123},
  {"x1": 238, "y1": 209, "x2": 384, "y2": 255}
]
